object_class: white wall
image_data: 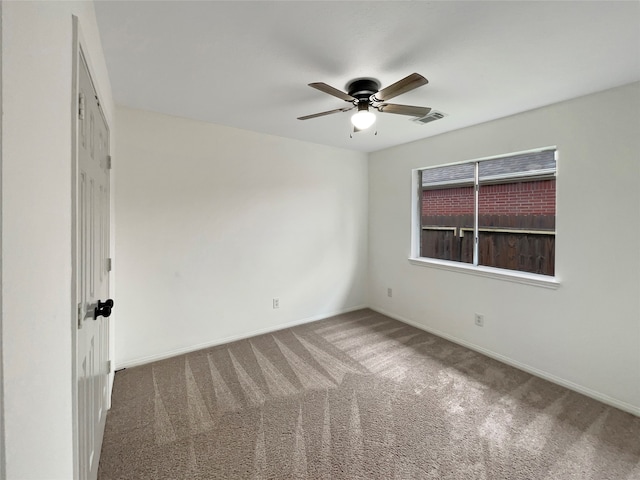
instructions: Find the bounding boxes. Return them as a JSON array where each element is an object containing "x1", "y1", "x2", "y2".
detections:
[
  {"x1": 368, "y1": 82, "x2": 640, "y2": 414},
  {"x1": 115, "y1": 107, "x2": 368, "y2": 367},
  {"x1": 1, "y1": 2, "x2": 114, "y2": 478}
]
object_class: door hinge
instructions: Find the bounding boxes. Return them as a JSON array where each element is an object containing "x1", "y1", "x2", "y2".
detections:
[
  {"x1": 107, "y1": 360, "x2": 112, "y2": 373},
  {"x1": 107, "y1": 155, "x2": 112, "y2": 170},
  {"x1": 77, "y1": 302, "x2": 83, "y2": 329},
  {"x1": 106, "y1": 258, "x2": 112, "y2": 272},
  {"x1": 78, "y1": 93, "x2": 85, "y2": 120}
]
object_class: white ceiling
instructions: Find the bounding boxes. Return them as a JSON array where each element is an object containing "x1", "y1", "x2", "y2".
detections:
[{"x1": 94, "y1": 1, "x2": 640, "y2": 153}]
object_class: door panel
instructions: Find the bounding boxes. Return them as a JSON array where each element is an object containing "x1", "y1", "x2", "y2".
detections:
[{"x1": 77, "y1": 49, "x2": 110, "y2": 480}]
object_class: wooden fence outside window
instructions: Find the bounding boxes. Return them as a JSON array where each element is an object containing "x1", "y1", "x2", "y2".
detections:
[{"x1": 420, "y1": 214, "x2": 555, "y2": 276}]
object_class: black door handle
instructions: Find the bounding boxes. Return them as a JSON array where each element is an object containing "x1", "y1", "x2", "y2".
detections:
[{"x1": 93, "y1": 299, "x2": 114, "y2": 319}]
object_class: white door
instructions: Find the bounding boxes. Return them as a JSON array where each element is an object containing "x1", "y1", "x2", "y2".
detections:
[{"x1": 76, "y1": 49, "x2": 111, "y2": 480}]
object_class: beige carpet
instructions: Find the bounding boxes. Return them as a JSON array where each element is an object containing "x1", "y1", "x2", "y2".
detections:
[{"x1": 98, "y1": 309, "x2": 640, "y2": 479}]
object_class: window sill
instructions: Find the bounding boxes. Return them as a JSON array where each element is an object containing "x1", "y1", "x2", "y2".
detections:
[{"x1": 408, "y1": 257, "x2": 560, "y2": 289}]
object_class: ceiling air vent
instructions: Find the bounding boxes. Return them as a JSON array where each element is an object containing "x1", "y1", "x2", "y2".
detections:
[{"x1": 413, "y1": 110, "x2": 446, "y2": 125}]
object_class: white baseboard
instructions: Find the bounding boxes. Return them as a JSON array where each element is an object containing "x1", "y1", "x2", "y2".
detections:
[
  {"x1": 370, "y1": 306, "x2": 640, "y2": 418},
  {"x1": 116, "y1": 304, "x2": 368, "y2": 370}
]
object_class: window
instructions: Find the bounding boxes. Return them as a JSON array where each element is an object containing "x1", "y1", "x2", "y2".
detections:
[{"x1": 413, "y1": 148, "x2": 556, "y2": 278}]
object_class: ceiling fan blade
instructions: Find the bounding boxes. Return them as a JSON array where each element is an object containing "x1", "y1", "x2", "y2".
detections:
[
  {"x1": 374, "y1": 73, "x2": 428, "y2": 102},
  {"x1": 376, "y1": 103, "x2": 431, "y2": 117},
  {"x1": 309, "y1": 82, "x2": 356, "y2": 102},
  {"x1": 297, "y1": 106, "x2": 355, "y2": 120}
]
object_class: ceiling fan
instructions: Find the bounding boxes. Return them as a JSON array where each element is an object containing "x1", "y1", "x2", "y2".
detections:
[{"x1": 298, "y1": 73, "x2": 431, "y2": 131}]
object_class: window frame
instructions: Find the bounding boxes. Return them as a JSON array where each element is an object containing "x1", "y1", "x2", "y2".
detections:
[{"x1": 409, "y1": 146, "x2": 560, "y2": 289}]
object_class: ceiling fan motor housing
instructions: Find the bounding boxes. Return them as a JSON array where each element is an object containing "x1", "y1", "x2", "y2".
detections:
[{"x1": 347, "y1": 79, "x2": 381, "y2": 102}]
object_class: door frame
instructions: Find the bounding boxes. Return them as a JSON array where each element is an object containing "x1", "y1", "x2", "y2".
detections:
[
  {"x1": 0, "y1": 2, "x2": 5, "y2": 478},
  {"x1": 71, "y1": 16, "x2": 113, "y2": 480}
]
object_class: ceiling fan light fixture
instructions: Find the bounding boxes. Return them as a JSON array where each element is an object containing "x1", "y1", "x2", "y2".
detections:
[{"x1": 351, "y1": 105, "x2": 376, "y2": 130}]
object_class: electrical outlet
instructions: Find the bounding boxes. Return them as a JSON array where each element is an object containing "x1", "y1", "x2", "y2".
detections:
[
  {"x1": 273, "y1": 298, "x2": 280, "y2": 309},
  {"x1": 474, "y1": 313, "x2": 484, "y2": 327},
  {"x1": 387, "y1": 288, "x2": 393, "y2": 297}
]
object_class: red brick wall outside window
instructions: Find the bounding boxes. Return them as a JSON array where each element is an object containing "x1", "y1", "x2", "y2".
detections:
[{"x1": 422, "y1": 179, "x2": 556, "y2": 216}]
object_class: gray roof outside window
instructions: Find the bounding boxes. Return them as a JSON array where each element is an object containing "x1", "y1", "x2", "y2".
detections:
[{"x1": 422, "y1": 150, "x2": 556, "y2": 188}]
